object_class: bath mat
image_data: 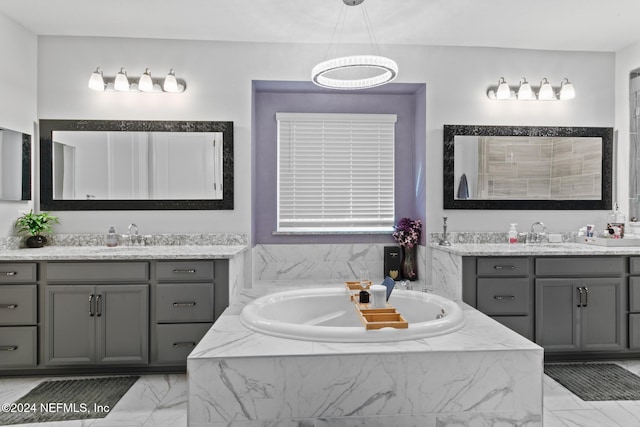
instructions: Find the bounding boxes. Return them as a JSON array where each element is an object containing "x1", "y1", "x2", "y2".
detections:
[
  {"x1": 0, "y1": 375, "x2": 138, "y2": 425},
  {"x1": 545, "y1": 363, "x2": 640, "y2": 401}
]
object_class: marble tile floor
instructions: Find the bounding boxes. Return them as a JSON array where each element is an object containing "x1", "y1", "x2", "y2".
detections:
[{"x1": 2, "y1": 362, "x2": 640, "y2": 427}]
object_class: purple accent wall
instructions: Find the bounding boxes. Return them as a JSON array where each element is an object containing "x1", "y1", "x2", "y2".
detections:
[
  {"x1": 414, "y1": 85, "x2": 427, "y2": 245},
  {"x1": 251, "y1": 81, "x2": 426, "y2": 245}
]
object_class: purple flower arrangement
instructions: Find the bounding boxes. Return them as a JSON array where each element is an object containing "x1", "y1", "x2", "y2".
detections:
[{"x1": 392, "y1": 217, "x2": 423, "y2": 248}]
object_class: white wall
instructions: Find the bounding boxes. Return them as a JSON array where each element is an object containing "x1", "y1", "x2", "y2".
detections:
[
  {"x1": 0, "y1": 13, "x2": 37, "y2": 236},
  {"x1": 35, "y1": 37, "x2": 615, "y2": 241}
]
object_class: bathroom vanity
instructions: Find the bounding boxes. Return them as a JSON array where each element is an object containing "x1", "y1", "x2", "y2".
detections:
[
  {"x1": 0, "y1": 241, "x2": 246, "y2": 375},
  {"x1": 432, "y1": 241, "x2": 640, "y2": 360}
]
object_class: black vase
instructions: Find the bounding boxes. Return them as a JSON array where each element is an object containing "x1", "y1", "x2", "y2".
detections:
[{"x1": 25, "y1": 235, "x2": 47, "y2": 248}]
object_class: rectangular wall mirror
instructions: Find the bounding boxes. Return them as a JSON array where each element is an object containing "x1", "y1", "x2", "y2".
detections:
[
  {"x1": 443, "y1": 125, "x2": 613, "y2": 210},
  {"x1": 40, "y1": 120, "x2": 233, "y2": 210},
  {"x1": 0, "y1": 128, "x2": 31, "y2": 201}
]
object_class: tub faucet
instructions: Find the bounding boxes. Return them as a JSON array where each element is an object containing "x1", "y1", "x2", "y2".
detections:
[
  {"x1": 528, "y1": 222, "x2": 548, "y2": 243},
  {"x1": 128, "y1": 223, "x2": 142, "y2": 245}
]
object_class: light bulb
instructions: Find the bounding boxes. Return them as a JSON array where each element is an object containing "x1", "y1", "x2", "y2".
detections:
[
  {"x1": 139, "y1": 68, "x2": 153, "y2": 92},
  {"x1": 517, "y1": 78, "x2": 533, "y2": 100},
  {"x1": 163, "y1": 69, "x2": 179, "y2": 93},
  {"x1": 496, "y1": 77, "x2": 511, "y2": 100},
  {"x1": 114, "y1": 67, "x2": 130, "y2": 92},
  {"x1": 559, "y1": 78, "x2": 575, "y2": 100},
  {"x1": 88, "y1": 67, "x2": 105, "y2": 91},
  {"x1": 538, "y1": 78, "x2": 556, "y2": 100}
]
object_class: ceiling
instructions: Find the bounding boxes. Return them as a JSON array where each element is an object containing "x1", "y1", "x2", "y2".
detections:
[{"x1": 0, "y1": 0, "x2": 638, "y2": 53}]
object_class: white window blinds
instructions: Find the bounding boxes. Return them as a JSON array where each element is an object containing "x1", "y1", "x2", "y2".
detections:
[{"x1": 276, "y1": 112, "x2": 396, "y2": 232}]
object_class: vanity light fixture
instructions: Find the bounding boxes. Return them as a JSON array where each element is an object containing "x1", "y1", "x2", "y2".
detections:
[
  {"x1": 138, "y1": 68, "x2": 154, "y2": 92},
  {"x1": 517, "y1": 78, "x2": 534, "y2": 100},
  {"x1": 537, "y1": 78, "x2": 555, "y2": 100},
  {"x1": 559, "y1": 78, "x2": 576, "y2": 100},
  {"x1": 495, "y1": 77, "x2": 511, "y2": 100},
  {"x1": 311, "y1": 0, "x2": 398, "y2": 90},
  {"x1": 487, "y1": 77, "x2": 575, "y2": 101},
  {"x1": 87, "y1": 67, "x2": 105, "y2": 91},
  {"x1": 114, "y1": 68, "x2": 130, "y2": 92},
  {"x1": 88, "y1": 67, "x2": 186, "y2": 93}
]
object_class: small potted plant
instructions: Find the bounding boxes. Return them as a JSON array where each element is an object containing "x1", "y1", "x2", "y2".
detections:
[{"x1": 15, "y1": 210, "x2": 59, "y2": 248}]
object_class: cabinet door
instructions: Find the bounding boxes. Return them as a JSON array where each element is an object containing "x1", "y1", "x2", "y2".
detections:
[
  {"x1": 580, "y1": 278, "x2": 626, "y2": 351},
  {"x1": 535, "y1": 279, "x2": 580, "y2": 351},
  {"x1": 45, "y1": 285, "x2": 95, "y2": 365},
  {"x1": 96, "y1": 285, "x2": 149, "y2": 365}
]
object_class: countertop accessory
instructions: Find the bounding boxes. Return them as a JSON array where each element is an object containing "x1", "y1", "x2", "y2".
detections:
[
  {"x1": 439, "y1": 216, "x2": 451, "y2": 246},
  {"x1": 345, "y1": 281, "x2": 408, "y2": 330},
  {"x1": 15, "y1": 210, "x2": 59, "y2": 249}
]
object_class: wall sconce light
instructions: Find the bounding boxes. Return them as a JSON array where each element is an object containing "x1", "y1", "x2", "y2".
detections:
[
  {"x1": 88, "y1": 67, "x2": 186, "y2": 93},
  {"x1": 487, "y1": 77, "x2": 575, "y2": 101}
]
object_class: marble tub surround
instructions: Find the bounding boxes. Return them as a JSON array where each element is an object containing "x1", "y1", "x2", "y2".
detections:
[
  {"x1": 253, "y1": 243, "x2": 427, "y2": 285},
  {"x1": 187, "y1": 283, "x2": 543, "y2": 427},
  {"x1": 0, "y1": 232, "x2": 248, "y2": 250}
]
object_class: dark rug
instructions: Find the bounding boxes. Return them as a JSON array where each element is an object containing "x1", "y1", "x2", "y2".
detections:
[
  {"x1": 545, "y1": 363, "x2": 640, "y2": 401},
  {"x1": 0, "y1": 376, "x2": 139, "y2": 425}
]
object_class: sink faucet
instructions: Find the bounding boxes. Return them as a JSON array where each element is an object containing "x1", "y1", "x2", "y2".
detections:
[
  {"x1": 528, "y1": 222, "x2": 548, "y2": 243},
  {"x1": 128, "y1": 223, "x2": 142, "y2": 245}
]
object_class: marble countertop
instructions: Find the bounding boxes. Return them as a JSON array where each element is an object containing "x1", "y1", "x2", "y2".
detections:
[
  {"x1": 430, "y1": 241, "x2": 640, "y2": 256},
  {"x1": 0, "y1": 244, "x2": 248, "y2": 261},
  {"x1": 189, "y1": 282, "x2": 541, "y2": 360}
]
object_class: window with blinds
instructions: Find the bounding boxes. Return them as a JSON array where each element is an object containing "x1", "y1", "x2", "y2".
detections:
[{"x1": 276, "y1": 112, "x2": 396, "y2": 232}]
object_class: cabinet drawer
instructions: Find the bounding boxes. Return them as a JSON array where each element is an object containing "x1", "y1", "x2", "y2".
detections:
[
  {"x1": 630, "y1": 277, "x2": 640, "y2": 312},
  {"x1": 536, "y1": 257, "x2": 624, "y2": 276},
  {"x1": 477, "y1": 258, "x2": 529, "y2": 276},
  {"x1": 0, "y1": 263, "x2": 36, "y2": 283},
  {"x1": 631, "y1": 258, "x2": 640, "y2": 275},
  {"x1": 490, "y1": 315, "x2": 533, "y2": 341},
  {"x1": 0, "y1": 285, "x2": 36, "y2": 325},
  {"x1": 0, "y1": 326, "x2": 37, "y2": 367},
  {"x1": 630, "y1": 314, "x2": 640, "y2": 350},
  {"x1": 156, "y1": 283, "x2": 214, "y2": 323},
  {"x1": 47, "y1": 262, "x2": 149, "y2": 282},
  {"x1": 477, "y1": 278, "x2": 530, "y2": 315},
  {"x1": 156, "y1": 261, "x2": 213, "y2": 282},
  {"x1": 154, "y1": 323, "x2": 212, "y2": 364}
]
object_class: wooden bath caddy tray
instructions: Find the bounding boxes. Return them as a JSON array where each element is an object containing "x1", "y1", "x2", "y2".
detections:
[{"x1": 345, "y1": 282, "x2": 408, "y2": 330}]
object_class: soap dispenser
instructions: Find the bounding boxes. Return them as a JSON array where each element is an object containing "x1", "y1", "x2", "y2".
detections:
[
  {"x1": 106, "y1": 225, "x2": 118, "y2": 247},
  {"x1": 508, "y1": 224, "x2": 518, "y2": 244}
]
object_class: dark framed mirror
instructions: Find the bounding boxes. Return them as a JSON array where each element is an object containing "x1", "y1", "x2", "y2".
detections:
[
  {"x1": 40, "y1": 120, "x2": 233, "y2": 210},
  {"x1": 443, "y1": 125, "x2": 613, "y2": 210},
  {"x1": 0, "y1": 128, "x2": 31, "y2": 201}
]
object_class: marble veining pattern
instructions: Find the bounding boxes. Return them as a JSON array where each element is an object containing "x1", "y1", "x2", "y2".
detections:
[
  {"x1": 253, "y1": 244, "x2": 427, "y2": 285},
  {"x1": 187, "y1": 283, "x2": 542, "y2": 426},
  {"x1": 430, "y1": 249, "x2": 463, "y2": 300},
  {"x1": 0, "y1": 233, "x2": 248, "y2": 260},
  {"x1": 1, "y1": 233, "x2": 247, "y2": 250},
  {"x1": 430, "y1": 241, "x2": 640, "y2": 256}
]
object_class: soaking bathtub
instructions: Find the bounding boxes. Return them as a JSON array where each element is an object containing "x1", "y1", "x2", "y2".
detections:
[{"x1": 239, "y1": 287, "x2": 465, "y2": 342}]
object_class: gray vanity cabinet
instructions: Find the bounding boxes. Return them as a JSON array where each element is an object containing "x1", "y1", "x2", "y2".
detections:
[
  {"x1": 45, "y1": 285, "x2": 149, "y2": 365},
  {"x1": 535, "y1": 278, "x2": 626, "y2": 352},
  {"x1": 44, "y1": 262, "x2": 150, "y2": 366},
  {"x1": 0, "y1": 263, "x2": 38, "y2": 368}
]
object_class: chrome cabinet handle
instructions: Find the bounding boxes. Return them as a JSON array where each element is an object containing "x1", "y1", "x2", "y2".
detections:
[
  {"x1": 173, "y1": 342, "x2": 196, "y2": 348},
  {"x1": 0, "y1": 271, "x2": 17, "y2": 276},
  {"x1": 583, "y1": 287, "x2": 589, "y2": 307},
  {"x1": 0, "y1": 346, "x2": 18, "y2": 351},
  {"x1": 577, "y1": 287, "x2": 584, "y2": 307},
  {"x1": 173, "y1": 301, "x2": 196, "y2": 307},
  {"x1": 96, "y1": 295, "x2": 102, "y2": 317},
  {"x1": 0, "y1": 304, "x2": 18, "y2": 309},
  {"x1": 172, "y1": 269, "x2": 196, "y2": 274},
  {"x1": 89, "y1": 295, "x2": 95, "y2": 316},
  {"x1": 493, "y1": 265, "x2": 515, "y2": 270},
  {"x1": 493, "y1": 295, "x2": 515, "y2": 301}
]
